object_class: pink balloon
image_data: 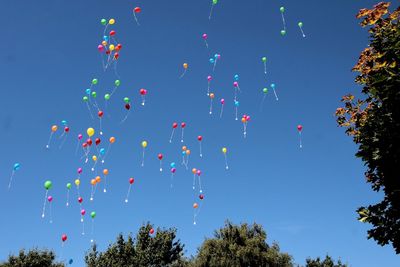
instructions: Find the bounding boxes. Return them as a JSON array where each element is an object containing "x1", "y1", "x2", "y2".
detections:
[
  {"x1": 77, "y1": 168, "x2": 82, "y2": 174},
  {"x1": 297, "y1": 125, "x2": 303, "y2": 132},
  {"x1": 196, "y1": 170, "x2": 202, "y2": 176},
  {"x1": 78, "y1": 134, "x2": 83, "y2": 140},
  {"x1": 233, "y1": 82, "x2": 238, "y2": 87},
  {"x1": 81, "y1": 209, "x2": 86, "y2": 216},
  {"x1": 171, "y1": 168, "x2": 176, "y2": 173},
  {"x1": 202, "y1": 33, "x2": 208, "y2": 40},
  {"x1": 207, "y1": 75, "x2": 212, "y2": 81},
  {"x1": 217, "y1": 54, "x2": 221, "y2": 59},
  {"x1": 220, "y1": 98, "x2": 225, "y2": 104},
  {"x1": 246, "y1": 116, "x2": 251, "y2": 121},
  {"x1": 98, "y1": 45, "x2": 104, "y2": 52},
  {"x1": 47, "y1": 196, "x2": 53, "y2": 202}
]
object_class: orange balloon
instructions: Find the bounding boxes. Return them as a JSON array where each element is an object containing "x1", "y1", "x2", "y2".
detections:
[
  {"x1": 186, "y1": 149, "x2": 191, "y2": 155},
  {"x1": 193, "y1": 203, "x2": 199, "y2": 209},
  {"x1": 109, "y1": 137, "x2": 116, "y2": 143},
  {"x1": 183, "y1": 63, "x2": 188, "y2": 69},
  {"x1": 182, "y1": 146, "x2": 187, "y2": 151},
  {"x1": 103, "y1": 169, "x2": 109, "y2": 175},
  {"x1": 51, "y1": 125, "x2": 58, "y2": 132},
  {"x1": 95, "y1": 176, "x2": 101, "y2": 183},
  {"x1": 210, "y1": 93, "x2": 215, "y2": 99},
  {"x1": 91, "y1": 179, "x2": 96, "y2": 186},
  {"x1": 192, "y1": 168, "x2": 197, "y2": 174},
  {"x1": 241, "y1": 117, "x2": 246, "y2": 123}
]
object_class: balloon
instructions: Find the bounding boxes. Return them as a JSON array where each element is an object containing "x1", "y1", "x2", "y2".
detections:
[
  {"x1": 140, "y1": 89, "x2": 147, "y2": 95},
  {"x1": 171, "y1": 168, "x2": 176, "y2": 173},
  {"x1": 149, "y1": 228, "x2": 155, "y2": 235},
  {"x1": 78, "y1": 134, "x2": 83, "y2": 140},
  {"x1": 44, "y1": 181, "x2": 52, "y2": 190},
  {"x1": 98, "y1": 45, "x2": 104, "y2": 52},
  {"x1": 262, "y1": 57, "x2": 267, "y2": 63},
  {"x1": 186, "y1": 149, "x2": 191, "y2": 155},
  {"x1": 173, "y1": 122, "x2": 178, "y2": 128},
  {"x1": 90, "y1": 211, "x2": 96, "y2": 219},
  {"x1": 280, "y1": 6, "x2": 285, "y2": 13},
  {"x1": 222, "y1": 147, "x2": 227, "y2": 154},
  {"x1": 13, "y1": 163, "x2": 20, "y2": 171},
  {"x1": 109, "y1": 19, "x2": 115, "y2": 25},
  {"x1": 183, "y1": 63, "x2": 188, "y2": 69},
  {"x1": 100, "y1": 148, "x2": 105, "y2": 155},
  {"x1": 142, "y1": 141, "x2": 148, "y2": 148},
  {"x1": 51, "y1": 125, "x2": 58, "y2": 132},
  {"x1": 181, "y1": 122, "x2": 186, "y2": 128},
  {"x1": 263, "y1": 88, "x2": 268, "y2": 93},
  {"x1": 196, "y1": 169, "x2": 201, "y2": 176},
  {"x1": 235, "y1": 100, "x2": 239, "y2": 107},
  {"x1": 47, "y1": 196, "x2": 53, "y2": 202},
  {"x1": 213, "y1": 0, "x2": 218, "y2": 4},
  {"x1": 105, "y1": 94, "x2": 110, "y2": 100},
  {"x1": 210, "y1": 93, "x2": 215, "y2": 99},
  {"x1": 158, "y1": 153, "x2": 163, "y2": 160},
  {"x1": 86, "y1": 138, "x2": 93, "y2": 146},
  {"x1": 81, "y1": 209, "x2": 86, "y2": 215},
  {"x1": 78, "y1": 197, "x2": 83, "y2": 203},
  {"x1": 199, "y1": 194, "x2": 204, "y2": 200},
  {"x1": 83, "y1": 96, "x2": 89, "y2": 102},
  {"x1": 109, "y1": 30, "x2": 116, "y2": 36},
  {"x1": 109, "y1": 137, "x2": 116, "y2": 143},
  {"x1": 95, "y1": 176, "x2": 101, "y2": 183},
  {"x1": 101, "y1": 19, "x2": 107, "y2": 25},
  {"x1": 98, "y1": 111, "x2": 104, "y2": 118},
  {"x1": 109, "y1": 44, "x2": 115, "y2": 51},
  {"x1": 92, "y1": 155, "x2": 97, "y2": 162},
  {"x1": 68, "y1": 259, "x2": 73, "y2": 264},
  {"x1": 91, "y1": 179, "x2": 96, "y2": 186},
  {"x1": 298, "y1": 22, "x2": 303, "y2": 27},
  {"x1": 92, "y1": 78, "x2": 98, "y2": 85},
  {"x1": 124, "y1": 97, "x2": 130, "y2": 103},
  {"x1": 197, "y1": 135, "x2": 203, "y2": 141},
  {"x1": 115, "y1": 80, "x2": 121, "y2": 86},
  {"x1": 75, "y1": 179, "x2": 80, "y2": 186},
  {"x1": 170, "y1": 162, "x2": 176, "y2": 168},
  {"x1": 233, "y1": 82, "x2": 239, "y2": 88},
  {"x1": 209, "y1": 58, "x2": 215, "y2": 64},
  {"x1": 234, "y1": 74, "x2": 239, "y2": 81},
  {"x1": 182, "y1": 146, "x2": 187, "y2": 151},
  {"x1": 67, "y1": 183, "x2": 72, "y2": 190},
  {"x1": 134, "y1": 7, "x2": 141, "y2": 13},
  {"x1": 78, "y1": 168, "x2": 82, "y2": 174},
  {"x1": 129, "y1": 178, "x2": 134, "y2": 184},
  {"x1": 202, "y1": 33, "x2": 208, "y2": 40},
  {"x1": 103, "y1": 169, "x2": 109, "y2": 175},
  {"x1": 280, "y1": 30, "x2": 286, "y2": 36},
  {"x1": 297, "y1": 125, "x2": 303, "y2": 132},
  {"x1": 95, "y1": 138, "x2": 101, "y2": 145},
  {"x1": 87, "y1": 128, "x2": 95, "y2": 137},
  {"x1": 61, "y1": 234, "x2": 67, "y2": 242},
  {"x1": 193, "y1": 203, "x2": 199, "y2": 209}
]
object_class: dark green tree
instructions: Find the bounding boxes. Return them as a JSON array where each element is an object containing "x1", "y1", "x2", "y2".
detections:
[
  {"x1": 85, "y1": 223, "x2": 186, "y2": 267},
  {"x1": 192, "y1": 221, "x2": 293, "y2": 267},
  {"x1": 335, "y1": 2, "x2": 400, "y2": 253},
  {"x1": 0, "y1": 249, "x2": 64, "y2": 267},
  {"x1": 305, "y1": 255, "x2": 347, "y2": 267}
]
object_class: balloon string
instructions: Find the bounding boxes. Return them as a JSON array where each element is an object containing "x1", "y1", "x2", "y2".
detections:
[
  {"x1": 41, "y1": 190, "x2": 48, "y2": 219},
  {"x1": 125, "y1": 184, "x2": 132, "y2": 203},
  {"x1": 264, "y1": 62, "x2": 267, "y2": 75},
  {"x1": 300, "y1": 27, "x2": 306, "y2": 38},
  {"x1": 224, "y1": 154, "x2": 229, "y2": 170},
  {"x1": 185, "y1": 155, "x2": 189, "y2": 170},
  {"x1": 75, "y1": 140, "x2": 81, "y2": 155},
  {"x1": 170, "y1": 173, "x2": 174, "y2": 188},
  {"x1": 8, "y1": 170, "x2": 15, "y2": 190},
  {"x1": 103, "y1": 176, "x2": 108, "y2": 193},
  {"x1": 299, "y1": 132, "x2": 303, "y2": 148},
  {"x1": 281, "y1": 13, "x2": 286, "y2": 30},
  {"x1": 181, "y1": 129, "x2": 185, "y2": 143},
  {"x1": 90, "y1": 219, "x2": 95, "y2": 243},
  {"x1": 141, "y1": 148, "x2": 145, "y2": 167},
  {"x1": 169, "y1": 128, "x2": 175, "y2": 143},
  {"x1": 209, "y1": 4, "x2": 214, "y2": 20},
  {"x1": 49, "y1": 202, "x2": 53, "y2": 224},
  {"x1": 260, "y1": 95, "x2": 266, "y2": 112},
  {"x1": 90, "y1": 186, "x2": 95, "y2": 201},
  {"x1": 272, "y1": 88, "x2": 279, "y2": 101},
  {"x1": 113, "y1": 60, "x2": 121, "y2": 79},
  {"x1": 237, "y1": 84, "x2": 241, "y2": 93},
  {"x1": 207, "y1": 81, "x2": 210, "y2": 96},
  {"x1": 99, "y1": 118, "x2": 103, "y2": 135},
  {"x1": 220, "y1": 104, "x2": 224, "y2": 118},
  {"x1": 234, "y1": 89, "x2": 237, "y2": 102},
  {"x1": 209, "y1": 99, "x2": 213, "y2": 114},
  {"x1": 199, "y1": 142, "x2": 203, "y2": 157},
  {"x1": 243, "y1": 123, "x2": 247, "y2": 138},
  {"x1": 120, "y1": 110, "x2": 131, "y2": 124},
  {"x1": 86, "y1": 102, "x2": 94, "y2": 120},
  {"x1": 198, "y1": 176, "x2": 202, "y2": 193},
  {"x1": 133, "y1": 13, "x2": 140, "y2": 26},
  {"x1": 192, "y1": 174, "x2": 196, "y2": 190},
  {"x1": 179, "y1": 69, "x2": 186, "y2": 79},
  {"x1": 204, "y1": 40, "x2": 209, "y2": 49},
  {"x1": 213, "y1": 59, "x2": 217, "y2": 72},
  {"x1": 81, "y1": 218, "x2": 85, "y2": 235},
  {"x1": 235, "y1": 106, "x2": 238, "y2": 121},
  {"x1": 102, "y1": 143, "x2": 112, "y2": 164},
  {"x1": 159, "y1": 161, "x2": 163, "y2": 172},
  {"x1": 59, "y1": 134, "x2": 68, "y2": 149},
  {"x1": 66, "y1": 190, "x2": 70, "y2": 207},
  {"x1": 46, "y1": 132, "x2": 54, "y2": 149}
]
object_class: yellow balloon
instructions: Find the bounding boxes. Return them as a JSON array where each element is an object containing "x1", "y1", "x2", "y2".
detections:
[
  {"x1": 87, "y1": 127, "x2": 95, "y2": 137},
  {"x1": 142, "y1": 141, "x2": 148, "y2": 148},
  {"x1": 109, "y1": 18, "x2": 115, "y2": 25},
  {"x1": 183, "y1": 63, "x2": 188, "y2": 69},
  {"x1": 92, "y1": 155, "x2": 97, "y2": 161},
  {"x1": 222, "y1": 147, "x2": 227, "y2": 154},
  {"x1": 75, "y1": 179, "x2": 80, "y2": 186},
  {"x1": 109, "y1": 44, "x2": 115, "y2": 51}
]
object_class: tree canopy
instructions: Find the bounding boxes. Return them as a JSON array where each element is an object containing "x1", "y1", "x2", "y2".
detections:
[
  {"x1": 335, "y1": 2, "x2": 400, "y2": 253},
  {"x1": 0, "y1": 249, "x2": 64, "y2": 267}
]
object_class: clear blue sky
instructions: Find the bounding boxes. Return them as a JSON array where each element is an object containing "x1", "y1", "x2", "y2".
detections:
[{"x1": 1, "y1": 0, "x2": 399, "y2": 266}]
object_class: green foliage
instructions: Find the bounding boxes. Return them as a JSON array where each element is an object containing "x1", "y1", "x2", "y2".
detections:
[
  {"x1": 85, "y1": 222, "x2": 186, "y2": 267},
  {"x1": 0, "y1": 249, "x2": 64, "y2": 267},
  {"x1": 305, "y1": 255, "x2": 347, "y2": 267},
  {"x1": 192, "y1": 221, "x2": 293, "y2": 267},
  {"x1": 335, "y1": 2, "x2": 400, "y2": 253}
]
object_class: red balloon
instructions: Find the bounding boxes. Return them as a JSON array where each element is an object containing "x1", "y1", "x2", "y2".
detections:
[
  {"x1": 61, "y1": 234, "x2": 67, "y2": 242},
  {"x1": 158, "y1": 153, "x2": 163, "y2": 160},
  {"x1": 197, "y1": 135, "x2": 202, "y2": 141},
  {"x1": 134, "y1": 7, "x2": 141, "y2": 13},
  {"x1": 86, "y1": 138, "x2": 93, "y2": 146},
  {"x1": 199, "y1": 194, "x2": 204, "y2": 200},
  {"x1": 95, "y1": 138, "x2": 101, "y2": 146},
  {"x1": 78, "y1": 197, "x2": 83, "y2": 203},
  {"x1": 116, "y1": 44, "x2": 122, "y2": 50},
  {"x1": 181, "y1": 122, "x2": 186, "y2": 128},
  {"x1": 64, "y1": 126, "x2": 70, "y2": 132},
  {"x1": 140, "y1": 89, "x2": 147, "y2": 95},
  {"x1": 125, "y1": 103, "x2": 131, "y2": 110},
  {"x1": 82, "y1": 142, "x2": 88, "y2": 148},
  {"x1": 106, "y1": 50, "x2": 111, "y2": 55},
  {"x1": 172, "y1": 122, "x2": 178, "y2": 129},
  {"x1": 98, "y1": 111, "x2": 104, "y2": 117},
  {"x1": 114, "y1": 52, "x2": 119, "y2": 60},
  {"x1": 297, "y1": 125, "x2": 303, "y2": 132},
  {"x1": 149, "y1": 228, "x2": 155, "y2": 235},
  {"x1": 129, "y1": 178, "x2": 134, "y2": 184},
  {"x1": 109, "y1": 30, "x2": 116, "y2": 36}
]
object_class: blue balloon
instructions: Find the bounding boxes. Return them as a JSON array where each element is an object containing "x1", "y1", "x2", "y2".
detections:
[
  {"x1": 182, "y1": 151, "x2": 186, "y2": 156},
  {"x1": 103, "y1": 36, "x2": 108, "y2": 41},
  {"x1": 68, "y1": 259, "x2": 73, "y2": 264},
  {"x1": 13, "y1": 163, "x2": 20, "y2": 171},
  {"x1": 234, "y1": 74, "x2": 239, "y2": 81},
  {"x1": 234, "y1": 101, "x2": 239, "y2": 107},
  {"x1": 214, "y1": 53, "x2": 219, "y2": 59},
  {"x1": 209, "y1": 58, "x2": 215, "y2": 64},
  {"x1": 271, "y1": 83, "x2": 276, "y2": 89},
  {"x1": 170, "y1": 162, "x2": 176, "y2": 168},
  {"x1": 61, "y1": 120, "x2": 67, "y2": 126},
  {"x1": 100, "y1": 148, "x2": 106, "y2": 155},
  {"x1": 85, "y1": 89, "x2": 91, "y2": 95}
]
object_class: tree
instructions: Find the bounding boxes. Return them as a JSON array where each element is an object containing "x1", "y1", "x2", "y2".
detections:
[
  {"x1": 192, "y1": 221, "x2": 293, "y2": 267},
  {"x1": 0, "y1": 249, "x2": 64, "y2": 267},
  {"x1": 335, "y1": 2, "x2": 400, "y2": 253},
  {"x1": 85, "y1": 223, "x2": 186, "y2": 267},
  {"x1": 305, "y1": 255, "x2": 347, "y2": 267}
]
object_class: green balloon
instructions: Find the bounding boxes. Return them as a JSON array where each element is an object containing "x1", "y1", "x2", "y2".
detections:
[
  {"x1": 91, "y1": 91, "x2": 97, "y2": 98},
  {"x1": 83, "y1": 96, "x2": 89, "y2": 102},
  {"x1": 44, "y1": 181, "x2": 52, "y2": 190},
  {"x1": 212, "y1": 0, "x2": 218, "y2": 4},
  {"x1": 67, "y1": 183, "x2": 72, "y2": 190},
  {"x1": 262, "y1": 57, "x2": 267, "y2": 63},
  {"x1": 280, "y1": 30, "x2": 286, "y2": 36},
  {"x1": 280, "y1": 7, "x2": 285, "y2": 13},
  {"x1": 90, "y1": 211, "x2": 96, "y2": 219},
  {"x1": 105, "y1": 94, "x2": 111, "y2": 100},
  {"x1": 101, "y1": 19, "x2": 107, "y2": 25},
  {"x1": 115, "y1": 80, "x2": 120, "y2": 86},
  {"x1": 124, "y1": 97, "x2": 130, "y2": 103},
  {"x1": 263, "y1": 88, "x2": 268, "y2": 93},
  {"x1": 92, "y1": 79, "x2": 98, "y2": 85},
  {"x1": 298, "y1": 22, "x2": 303, "y2": 27}
]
